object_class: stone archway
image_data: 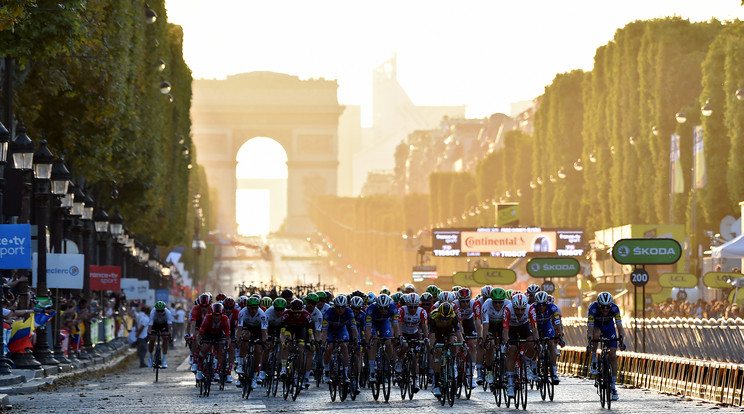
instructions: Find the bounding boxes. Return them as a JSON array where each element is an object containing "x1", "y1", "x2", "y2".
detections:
[{"x1": 191, "y1": 72, "x2": 343, "y2": 236}]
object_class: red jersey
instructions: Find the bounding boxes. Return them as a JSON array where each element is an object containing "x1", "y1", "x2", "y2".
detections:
[
  {"x1": 280, "y1": 310, "x2": 314, "y2": 328},
  {"x1": 225, "y1": 307, "x2": 240, "y2": 334},
  {"x1": 199, "y1": 314, "x2": 230, "y2": 337},
  {"x1": 189, "y1": 305, "x2": 210, "y2": 328}
]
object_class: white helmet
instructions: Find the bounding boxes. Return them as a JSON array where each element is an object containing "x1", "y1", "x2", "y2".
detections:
[
  {"x1": 350, "y1": 296, "x2": 364, "y2": 308},
  {"x1": 446, "y1": 291, "x2": 456, "y2": 303},
  {"x1": 334, "y1": 295, "x2": 348, "y2": 307},
  {"x1": 407, "y1": 293, "x2": 420, "y2": 306},
  {"x1": 511, "y1": 293, "x2": 529, "y2": 309},
  {"x1": 481, "y1": 286, "x2": 492, "y2": 298},
  {"x1": 526, "y1": 284, "x2": 540, "y2": 294},
  {"x1": 377, "y1": 294, "x2": 392, "y2": 307},
  {"x1": 597, "y1": 292, "x2": 613, "y2": 306},
  {"x1": 535, "y1": 291, "x2": 549, "y2": 304},
  {"x1": 437, "y1": 291, "x2": 448, "y2": 303}
]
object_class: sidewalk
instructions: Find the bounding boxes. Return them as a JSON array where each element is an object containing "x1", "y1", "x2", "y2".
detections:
[{"x1": 0, "y1": 338, "x2": 134, "y2": 406}]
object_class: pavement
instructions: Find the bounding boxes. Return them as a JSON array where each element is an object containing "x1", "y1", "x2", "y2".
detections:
[{"x1": 0, "y1": 338, "x2": 133, "y2": 408}]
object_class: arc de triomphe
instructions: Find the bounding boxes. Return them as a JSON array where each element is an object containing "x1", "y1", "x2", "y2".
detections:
[{"x1": 191, "y1": 72, "x2": 343, "y2": 236}]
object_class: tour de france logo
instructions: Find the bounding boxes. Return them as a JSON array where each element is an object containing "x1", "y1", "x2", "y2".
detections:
[
  {"x1": 616, "y1": 245, "x2": 630, "y2": 258},
  {"x1": 529, "y1": 262, "x2": 541, "y2": 274},
  {"x1": 69, "y1": 266, "x2": 80, "y2": 276}
]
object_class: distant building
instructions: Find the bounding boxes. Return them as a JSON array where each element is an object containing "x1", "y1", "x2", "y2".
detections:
[{"x1": 360, "y1": 170, "x2": 395, "y2": 197}]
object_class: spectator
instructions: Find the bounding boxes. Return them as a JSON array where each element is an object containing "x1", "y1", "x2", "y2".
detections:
[
  {"x1": 173, "y1": 305, "x2": 186, "y2": 342},
  {"x1": 136, "y1": 306, "x2": 150, "y2": 368}
]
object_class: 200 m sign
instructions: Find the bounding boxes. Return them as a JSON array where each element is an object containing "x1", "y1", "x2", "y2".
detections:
[{"x1": 630, "y1": 268, "x2": 649, "y2": 287}]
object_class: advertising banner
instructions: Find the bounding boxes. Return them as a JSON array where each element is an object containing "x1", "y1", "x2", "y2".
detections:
[
  {"x1": 32, "y1": 253, "x2": 84, "y2": 289},
  {"x1": 433, "y1": 227, "x2": 584, "y2": 258},
  {"x1": 659, "y1": 273, "x2": 698, "y2": 288},
  {"x1": 526, "y1": 257, "x2": 580, "y2": 278},
  {"x1": 472, "y1": 268, "x2": 517, "y2": 285},
  {"x1": 121, "y1": 278, "x2": 154, "y2": 303},
  {"x1": 452, "y1": 271, "x2": 476, "y2": 287},
  {"x1": 612, "y1": 238, "x2": 682, "y2": 265},
  {"x1": 120, "y1": 278, "x2": 138, "y2": 298},
  {"x1": 703, "y1": 272, "x2": 742, "y2": 289},
  {"x1": 0, "y1": 224, "x2": 32, "y2": 269},
  {"x1": 90, "y1": 265, "x2": 121, "y2": 291},
  {"x1": 155, "y1": 289, "x2": 169, "y2": 304}
]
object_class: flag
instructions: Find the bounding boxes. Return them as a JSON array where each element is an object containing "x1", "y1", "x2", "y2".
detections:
[
  {"x1": 693, "y1": 126, "x2": 706, "y2": 188},
  {"x1": 34, "y1": 310, "x2": 56, "y2": 327},
  {"x1": 7, "y1": 316, "x2": 34, "y2": 353},
  {"x1": 670, "y1": 134, "x2": 684, "y2": 193}
]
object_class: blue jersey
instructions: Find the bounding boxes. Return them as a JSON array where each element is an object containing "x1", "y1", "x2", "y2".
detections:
[
  {"x1": 353, "y1": 309, "x2": 366, "y2": 330},
  {"x1": 587, "y1": 302, "x2": 621, "y2": 327},
  {"x1": 365, "y1": 303, "x2": 399, "y2": 327},
  {"x1": 533, "y1": 303, "x2": 562, "y2": 327},
  {"x1": 322, "y1": 307, "x2": 356, "y2": 331}
]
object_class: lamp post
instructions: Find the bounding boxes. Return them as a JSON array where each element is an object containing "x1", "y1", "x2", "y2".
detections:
[
  {"x1": 49, "y1": 158, "x2": 71, "y2": 364},
  {"x1": 0, "y1": 121, "x2": 12, "y2": 375},
  {"x1": 31, "y1": 140, "x2": 59, "y2": 365}
]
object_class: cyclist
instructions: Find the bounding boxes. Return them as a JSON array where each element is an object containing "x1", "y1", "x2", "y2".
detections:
[
  {"x1": 364, "y1": 293, "x2": 399, "y2": 383},
  {"x1": 533, "y1": 291, "x2": 563, "y2": 384},
  {"x1": 420, "y1": 292, "x2": 435, "y2": 315},
  {"x1": 316, "y1": 291, "x2": 331, "y2": 313},
  {"x1": 428, "y1": 302, "x2": 463, "y2": 397},
  {"x1": 195, "y1": 303, "x2": 230, "y2": 382},
  {"x1": 380, "y1": 287, "x2": 391, "y2": 296},
  {"x1": 396, "y1": 293, "x2": 428, "y2": 393},
  {"x1": 587, "y1": 291, "x2": 626, "y2": 401},
  {"x1": 505, "y1": 293, "x2": 537, "y2": 398},
  {"x1": 453, "y1": 288, "x2": 481, "y2": 388},
  {"x1": 250, "y1": 297, "x2": 286, "y2": 387},
  {"x1": 304, "y1": 293, "x2": 324, "y2": 343},
  {"x1": 187, "y1": 294, "x2": 211, "y2": 372},
  {"x1": 223, "y1": 296, "x2": 239, "y2": 383},
  {"x1": 525, "y1": 284, "x2": 540, "y2": 305},
  {"x1": 280, "y1": 298, "x2": 315, "y2": 388},
  {"x1": 365, "y1": 292, "x2": 376, "y2": 308},
  {"x1": 236, "y1": 296, "x2": 268, "y2": 390},
  {"x1": 481, "y1": 287, "x2": 511, "y2": 385},
  {"x1": 147, "y1": 301, "x2": 173, "y2": 368},
  {"x1": 505, "y1": 289, "x2": 515, "y2": 300},
  {"x1": 260, "y1": 296, "x2": 273, "y2": 311},
  {"x1": 280, "y1": 289, "x2": 294, "y2": 303},
  {"x1": 322, "y1": 295, "x2": 358, "y2": 383}
]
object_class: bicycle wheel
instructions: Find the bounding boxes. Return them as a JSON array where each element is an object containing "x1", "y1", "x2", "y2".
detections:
[
  {"x1": 455, "y1": 353, "x2": 463, "y2": 399},
  {"x1": 438, "y1": 361, "x2": 446, "y2": 406},
  {"x1": 519, "y1": 357, "x2": 528, "y2": 410},
  {"x1": 538, "y1": 350, "x2": 547, "y2": 401},
  {"x1": 329, "y1": 357, "x2": 337, "y2": 402},
  {"x1": 154, "y1": 345, "x2": 161, "y2": 383},
  {"x1": 446, "y1": 354, "x2": 456, "y2": 407},
  {"x1": 283, "y1": 356, "x2": 294, "y2": 400},
  {"x1": 399, "y1": 356, "x2": 408, "y2": 400},
  {"x1": 293, "y1": 368, "x2": 304, "y2": 401},
  {"x1": 418, "y1": 350, "x2": 429, "y2": 390},
  {"x1": 381, "y1": 351, "x2": 391, "y2": 402},
  {"x1": 350, "y1": 355, "x2": 359, "y2": 401},
  {"x1": 603, "y1": 356, "x2": 612, "y2": 410},
  {"x1": 204, "y1": 355, "x2": 213, "y2": 397},
  {"x1": 314, "y1": 347, "x2": 323, "y2": 387},
  {"x1": 464, "y1": 352, "x2": 473, "y2": 400},
  {"x1": 339, "y1": 356, "x2": 349, "y2": 402},
  {"x1": 545, "y1": 349, "x2": 555, "y2": 402},
  {"x1": 407, "y1": 353, "x2": 416, "y2": 400},
  {"x1": 264, "y1": 351, "x2": 274, "y2": 397}
]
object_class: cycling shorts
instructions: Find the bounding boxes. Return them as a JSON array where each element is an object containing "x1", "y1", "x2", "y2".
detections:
[
  {"x1": 326, "y1": 327, "x2": 350, "y2": 342},
  {"x1": 201, "y1": 332, "x2": 226, "y2": 344},
  {"x1": 370, "y1": 321, "x2": 393, "y2": 339},
  {"x1": 242, "y1": 325, "x2": 262, "y2": 340},
  {"x1": 594, "y1": 324, "x2": 618, "y2": 348},
  {"x1": 508, "y1": 324, "x2": 532, "y2": 342},
  {"x1": 461, "y1": 318, "x2": 477, "y2": 338},
  {"x1": 432, "y1": 326, "x2": 458, "y2": 344},
  {"x1": 284, "y1": 325, "x2": 308, "y2": 343},
  {"x1": 268, "y1": 325, "x2": 282, "y2": 339},
  {"x1": 538, "y1": 323, "x2": 555, "y2": 339},
  {"x1": 487, "y1": 323, "x2": 504, "y2": 341},
  {"x1": 151, "y1": 322, "x2": 169, "y2": 334},
  {"x1": 402, "y1": 332, "x2": 420, "y2": 343}
]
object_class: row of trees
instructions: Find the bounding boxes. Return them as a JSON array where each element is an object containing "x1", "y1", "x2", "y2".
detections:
[
  {"x1": 1, "y1": 1, "x2": 210, "y2": 255},
  {"x1": 310, "y1": 17, "x2": 744, "y2": 285}
]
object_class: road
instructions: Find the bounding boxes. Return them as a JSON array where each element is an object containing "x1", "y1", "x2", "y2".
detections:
[{"x1": 9, "y1": 344, "x2": 742, "y2": 413}]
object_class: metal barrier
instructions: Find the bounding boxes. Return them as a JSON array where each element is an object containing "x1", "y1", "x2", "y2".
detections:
[
  {"x1": 562, "y1": 317, "x2": 744, "y2": 363},
  {"x1": 558, "y1": 346, "x2": 744, "y2": 406}
]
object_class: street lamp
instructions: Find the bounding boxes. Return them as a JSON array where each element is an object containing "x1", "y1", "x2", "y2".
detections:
[
  {"x1": 652, "y1": 125, "x2": 659, "y2": 136},
  {"x1": 701, "y1": 100, "x2": 713, "y2": 117},
  {"x1": 573, "y1": 159, "x2": 584, "y2": 171},
  {"x1": 49, "y1": 158, "x2": 71, "y2": 364},
  {"x1": 50, "y1": 159, "x2": 70, "y2": 196},
  {"x1": 0, "y1": 122, "x2": 10, "y2": 375},
  {"x1": 737, "y1": 88, "x2": 744, "y2": 102},
  {"x1": 145, "y1": 3, "x2": 157, "y2": 24},
  {"x1": 11, "y1": 124, "x2": 34, "y2": 170},
  {"x1": 675, "y1": 112, "x2": 687, "y2": 124},
  {"x1": 159, "y1": 81, "x2": 171, "y2": 94}
]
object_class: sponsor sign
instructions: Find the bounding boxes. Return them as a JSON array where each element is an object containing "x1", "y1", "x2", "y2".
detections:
[
  {"x1": 526, "y1": 257, "x2": 580, "y2": 278},
  {"x1": 0, "y1": 224, "x2": 32, "y2": 269},
  {"x1": 496, "y1": 204, "x2": 519, "y2": 226},
  {"x1": 32, "y1": 253, "x2": 84, "y2": 289},
  {"x1": 90, "y1": 265, "x2": 121, "y2": 291},
  {"x1": 155, "y1": 289, "x2": 170, "y2": 304},
  {"x1": 452, "y1": 271, "x2": 477, "y2": 287},
  {"x1": 659, "y1": 273, "x2": 698, "y2": 288},
  {"x1": 630, "y1": 268, "x2": 649, "y2": 287},
  {"x1": 432, "y1": 227, "x2": 584, "y2": 258},
  {"x1": 703, "y1": 272, "x2": 742, "y2": 289},
  {"x1": 472, "y1": 268, "x2": 517, "y2": 285},
  {"x1": 412, "y1": 265, "x2": 437, "y2": 282},
  {"x1": 612, "y1": 238, "x2": 682, "y2": 265}
]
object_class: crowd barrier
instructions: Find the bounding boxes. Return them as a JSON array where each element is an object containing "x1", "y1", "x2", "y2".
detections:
[
  {"x1": 558, "y1": 346, "x2": 744, "y2": 406},
  {"x1": 562, "y1": 317, "x2": 744, "y2": 363}
]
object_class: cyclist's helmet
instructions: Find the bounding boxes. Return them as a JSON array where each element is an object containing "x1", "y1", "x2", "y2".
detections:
[
  {"x1": 251, "y1": 293, "x2": 261, "y2": 300},
  {"x1": 437, "y1": 291, "x2": 448, "y2": 304},
  {"x1": 491, "y1": 288, "x2": 508, "y2": 301},
  {"x1": 391, "y1": 292, "x2": 403, "y2": 304},
  {"x1": 535, "y1": 291, "x2": 549, "y2": 304},
  {"x1": 305, "y1": 293, "x2": 319, "y2": 304},
  {"x1": 404, "y1": 283, "x2": 415, "y2": 292},
  {"x1": 452, "y1": 286, "x2": 462, "y2": 293},
  {"x1": 446, "y1": 291, "x2": 457, "y2": 303},
  {"x1": 197, "y1": 294, "x2": 210, "y2": 306},
  {"x1": 260, "y1": 297, "x2": 272, "y2": 309},
  {"x1": 407, "y1": 293, "x2": 421, "y2": 306},
  {"x1": 439, "y1": 302, "x2": 455, "y2": 318},
  {"x1": 211, "y1": 303, "x2": 224, "y2": 315},
  {"x1": 380, "y1": 287, "x2": 391, "y2": 296},
  {"x1": 223, "y1": 297, "x2": 235, "y2": 309},
  {"x1": 352, "y1": 290, "x2": 364, "y2": 298},
  {"x1": 350, "y1": 296, "x2": 364, "y2": 308},
  {"x1": 324, "y1": 291, "x2": 333, "y2": 301},
  {"x1": 334, "y1": 295, "x2": 348, "y2": 307},
  {"x1": 290, "y1": 298, "x2": 304, "y2": 312},
  {"x1": 237, "y1": 296, "x2": 249, "y2": 308},
  {"x1": 204, "y1": 292, "x2": 213, "y2": 301},
  {"x1": 366, "y1": 292, "x2": 376, "y2": 304},
  {"x1": 481, "y1": 286, "x2": 493, "y2": 299},
  {"x1": 273, "y1": 297, "x2": 287, "y2": 310},
  {"x1": 457, "y1": 288, "x2": 472, "y2": 300},
  {"x1": 316, "y1": 291, "x2": 327, "y2": 301},
  {"x1": 426, "y1": 285, "x2": 439, "y2": 296},
  {"x1": 281, "y1": 289, "x2": 293, "y2": 301},
  {"x1": 215, "y1": 293, "x2": 227, "y2": 302},
  {"x1": 246, "y1": 297, "x2": 260, "y2": 307},
  {"x1": 505, "y1": 289, "x2": 515, "y2": 299},
  {"x1": 548, "y1": 295, "x2": 555, "y2": 303},
  {"x1": 377, "y1": 294, "x2": 392, "y2": 307},
  {"x1": 420, "y1": 292, "x2": 434, "y2": 303},
  {"x1": 526, "y1": 284, "x2": 540, "y2": 295},
  {"x1": 511, "y1": 293, "x2": 528, "y2": 309},
  {"x1": 597, "y1": 292, "x2": 613, "y2": 306},
  {"x1": 155, "y1": 301, "x2": 166, "y2": 311}
]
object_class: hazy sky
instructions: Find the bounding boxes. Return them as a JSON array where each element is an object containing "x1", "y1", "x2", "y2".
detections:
[{"x1": 166, "y1": 1, "x2": 742, "y2": 121}]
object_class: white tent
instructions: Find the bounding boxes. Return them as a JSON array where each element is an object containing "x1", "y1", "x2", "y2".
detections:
[{"x1": 712, "y1": 234, "x2": 744, "y2": 258}]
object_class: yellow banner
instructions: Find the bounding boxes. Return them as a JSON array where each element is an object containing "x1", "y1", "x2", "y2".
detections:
[
  {"x1": 703, "y1": 272, "x2": 742, "y2": 288},
  {"x1": 472, "y1": 268, "x2": 517, "y2": 285},
  {"x1": 659, "y1": 273, "x2": 698, "y2": 288},
  {"x1": 452, "y1": 272, "x2": 477, "y2": 287},
  {"x1": 460, "y1": 231, "x2": 556, "y2": 253}
]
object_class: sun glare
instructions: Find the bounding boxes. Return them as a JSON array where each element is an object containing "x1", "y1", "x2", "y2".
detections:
[{"x1": 236, "y1": 138, "x2": 288, "y2": 236}]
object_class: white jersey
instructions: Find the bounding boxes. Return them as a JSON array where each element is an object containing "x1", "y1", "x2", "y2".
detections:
[
  {"x1": 148, "y1": 308, "x2": 173, "y2": 326},
  {"x1": 399, "y1": 306, "x2": 427, "y2": 335},
  {"x1": 321, "y1": 303, "x2": 332, "y2": 314},
  {"x1": 481, "y1": 299, "x2": 511, "y2": 325},
  {"x1": 454, "y1": 299, "x2": 480, "y2": 320},
  {"x1": 237, "y1": 307, "x2": 268, "y2": 329},
  {"x1": 264, "y1": 306, "x2": 283, "y2": 327},
  {"x1": 306, "y1": 306, "x2": 323, "y2": 331},
  {"x1": 509, "y1": 302, "x2": 536, "y2": 327}
]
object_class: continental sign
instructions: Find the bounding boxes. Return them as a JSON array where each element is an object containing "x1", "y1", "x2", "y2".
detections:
[
  {"x1": 526, "y1": 257, "x2": 580, "y2": 278},
  {"x1": 433, "y1": 227, "x2": 584, "y2": 258},
  {"x1": 703, "y1": 272, "x2": 742, "y2": 289},
  {"x1": 612, "y1": 238, "x2": 682, "y2": 265},
  {"x1": 659, "y1": 273, "x2": 698, "y2": 288},
  {"x1": 472, "y1": 268, "x2": 517, "y2": 285},
  {"x1": 452, "y1": 271, "x2": 477, "y2": 287}
]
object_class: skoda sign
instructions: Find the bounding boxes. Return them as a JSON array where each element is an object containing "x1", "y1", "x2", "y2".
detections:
[
  {"x1": 526, "y1": 257, "x2": 580, "y2": 278},
  {"x1": 612, "y1": 238, "x2": 682, "y2": 265}
]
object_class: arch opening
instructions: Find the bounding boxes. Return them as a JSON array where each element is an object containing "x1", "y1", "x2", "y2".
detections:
[{"x1": 236, "y1": 137, "x2": 288, "y2": 236}]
